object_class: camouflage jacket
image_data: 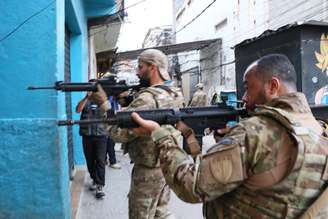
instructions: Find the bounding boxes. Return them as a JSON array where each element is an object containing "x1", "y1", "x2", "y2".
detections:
[
  {"x1": 109, "y1": 84, "x2": 184, "y2": 168},
  {"x1": 189, "y1": 89, "x2": 207, "y2": 107},
  {"x1": 152, "y1": 92, "x2": 328, "y2": 218}
]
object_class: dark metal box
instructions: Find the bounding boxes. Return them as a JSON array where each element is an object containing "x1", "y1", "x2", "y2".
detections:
[{"x1": 235, "y1": 21, "x2": 328, "y2": 105}]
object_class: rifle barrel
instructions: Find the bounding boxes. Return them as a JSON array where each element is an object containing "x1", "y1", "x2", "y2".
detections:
[
  {"x1": 57, "y1": 119, "x2": 111, "y2": 126},
  {"x1": 27, "y1": 86, "x2": 57, "y2": 90}
]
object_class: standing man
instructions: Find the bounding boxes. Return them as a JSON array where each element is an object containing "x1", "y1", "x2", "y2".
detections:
[
  {"x1": 189, "y1": 83, "x2": 207, "y2": 107},
  {"x1": 90, "y1": 49, "x2": 184, "y2": 219},
  {"x1": 131, "y1": 54, "x2": 328, "y2": 218},
  {"x1": 76, "y1": 94, "x2": 107, "y2": 199}
]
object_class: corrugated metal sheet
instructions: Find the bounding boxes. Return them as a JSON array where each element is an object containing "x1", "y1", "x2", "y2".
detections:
[
  {"x1": 112, "y1": 38, "x2": 221, "y2": 60},
  {"x1": 235, "y1": 20, "x2": 328, "y2": 48}
]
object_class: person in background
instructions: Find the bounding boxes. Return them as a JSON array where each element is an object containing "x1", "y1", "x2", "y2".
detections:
[
  {"x1": 76, "y1": 93, "x2": 107, "y2": 199},
  {"x1": 189, "y1": 83, "x2": 207, "y2": 107},
  {"x1": 210, "y1": 92, "x2": 219, "y2": 105}
]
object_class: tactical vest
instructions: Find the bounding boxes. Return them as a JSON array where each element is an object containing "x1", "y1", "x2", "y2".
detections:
[
  {"x1": 79, "y1": 102, "x2": 108, "y2": 136},
  {"x1": 127, "y1": 85, "x2": 184, "y2": 168},
  {"x1": 204, "y1": 105, "x2": 328, "y2": 219}
]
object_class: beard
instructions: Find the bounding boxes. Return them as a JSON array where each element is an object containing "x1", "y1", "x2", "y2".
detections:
[
  {"x1": 246, "y1": 86, "x2": 269, "y2": 112},
  {"x1": 138, "y1": 75, "x2": 151, "y2": 88}
]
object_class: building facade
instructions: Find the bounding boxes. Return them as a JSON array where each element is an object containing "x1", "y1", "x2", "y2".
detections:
[
  {"x1": 173, "y1": 0, "x2": 328, "y2": 101},
  {"x1": 0, "y1": 0, "x2": 118, "y2": 218},
  {"x1": 142, "y1": 26, "x2": 173, "y2": 48}
]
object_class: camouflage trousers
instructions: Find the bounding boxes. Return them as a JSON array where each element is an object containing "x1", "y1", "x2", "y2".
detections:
[{"x1": 128, "y1": 164, "x2": 174, "y2": 219}]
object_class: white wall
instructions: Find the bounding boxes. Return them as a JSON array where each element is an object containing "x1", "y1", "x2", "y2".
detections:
[
  {"x1": 173, "y1": 0, "x2": 328, "y2": 96},
  {"x1": 173, "y1": 0, "x2": 238, "y2": 97},
  {"x1": 268, "y1": 0, "x2": 328, "y2": 30}
]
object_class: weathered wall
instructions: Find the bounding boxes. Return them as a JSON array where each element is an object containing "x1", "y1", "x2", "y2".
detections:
[{"x1": 0, "y1": 0, "x2": 70, "y2": 218}]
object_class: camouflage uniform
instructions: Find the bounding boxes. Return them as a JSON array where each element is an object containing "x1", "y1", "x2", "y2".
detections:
[
  {"x1": 109, "y1": 85, "x2": 184, "y2": 219},
  {"x1": 151, "y1": 92, "x2": 328, "y2": 218},
  {"x1": 189, "y1": 88, "x2": 207, "y2": 107}
]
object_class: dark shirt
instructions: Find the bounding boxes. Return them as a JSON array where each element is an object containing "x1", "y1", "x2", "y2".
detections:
[{"x1": 79, "y1": 101, "x2": 108, "y2": 136}]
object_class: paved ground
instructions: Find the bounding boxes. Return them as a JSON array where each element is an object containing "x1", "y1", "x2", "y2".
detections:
[{"x1": 76, "y1": 136, "x2": 215, "y2": 219}]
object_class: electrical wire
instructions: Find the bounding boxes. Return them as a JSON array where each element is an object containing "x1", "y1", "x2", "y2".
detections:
[
  {"x1": 0, "y1": 1, "x2": 56, "y2": 43},
  {"x1": 170, "y1": 0, "x2": 217, "y2": 38},
  {"x1": 168, "y1": 38, "x2": 328, "y2": 77},
  {"x1": 110, "y1": 0, "x2": 149, "y2": 14},
  {"x1": 173, "y1": 1, "x2": 326, "y2": 52},
  {"x1": 219, "y1": 1, "x2": 327, "y2": 51},
  {"x1": 90, "y1": 0, "x2": 151, "y2": 37},
  {"x1": 0, "y1": 0, "x2": 150, "y2": 41}
]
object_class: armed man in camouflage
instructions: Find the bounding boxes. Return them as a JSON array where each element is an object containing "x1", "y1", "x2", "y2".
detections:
[
  {"x1": 131, "y1": 54, "x2": 328, "y2": 218},
  {"x1": 90, "y1": 49, "x2": 184, "y2": 219},
  {"x1": 189, "y1": 83, "x2": 208, "y2": 107}
]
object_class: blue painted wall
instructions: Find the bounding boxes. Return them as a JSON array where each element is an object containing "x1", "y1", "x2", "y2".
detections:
[
  {"x1": 0, "y1": 0, "x2": 116, "y2": 217},
  {"x1": 65, "y1": 0, "x2": 89, "y2": 165},
  {"x1": 84, "y1": 0, "x2": 116, "y2": 18},
  {"x1": 0, "y1": 0, "x2": 70, "y2": 218},
  {"x1": 66, "y1": 0, "x2": 117, "y2": 165}
]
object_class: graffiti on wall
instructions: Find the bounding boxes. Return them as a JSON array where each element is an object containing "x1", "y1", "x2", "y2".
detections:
[{"x1": 314, "y1": 33, "x2": 328, "y2": 104}]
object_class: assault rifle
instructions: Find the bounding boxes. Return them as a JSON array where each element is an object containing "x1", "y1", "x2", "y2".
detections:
[
  {"x1": 59, "y1": 104, "x2": 244, "y2": 144},
  {"x1": 28, "y1": 74, "x2": 142, "y2": 97},
  {"x1": 57, "y1": 103, "x2": 328, "y2": 144}
]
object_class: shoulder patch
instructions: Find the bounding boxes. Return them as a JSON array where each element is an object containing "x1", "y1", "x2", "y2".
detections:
[
  {"x1": 210, "y1": 155, "x2": 233, "y2": 184},
  {"x1": 200, "y1": 145, "x2": 244, "y2": 185}
]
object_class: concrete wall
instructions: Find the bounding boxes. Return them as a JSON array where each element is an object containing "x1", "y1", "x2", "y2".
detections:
[
  {"x1": 65, "y1": 0, "x2": 89, "y2": 165},
  {"x1": 0, "y1": 0, "x2": 116, "y2": 217},
  {"x1": 173, "y1": 0, "x2": 328, "y2": 97},
  {"x1": 176, "y1": 51, "x2": 199, "y2": 101},
  {"x1": 173, "y1": 0, "x2": 236, "y2": 100},
  {"x1": 0, "y1": 0, "x2": 70, "y2": 218},
  {"x1": 66, "y1": 0, "x2": 117, "y2": 165},
  {"x1": 84, "y1": 0, "x2": 116, "y2": 18},
  {"x1": 268, "y1": 0, "x2": 328, "y2": 30},
  {"x1": 65, "y1": 0, "x2": 117, "y2": 166},
  {"x1": 200, "y1": 40, "x2": 222, "y2": 100}
]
